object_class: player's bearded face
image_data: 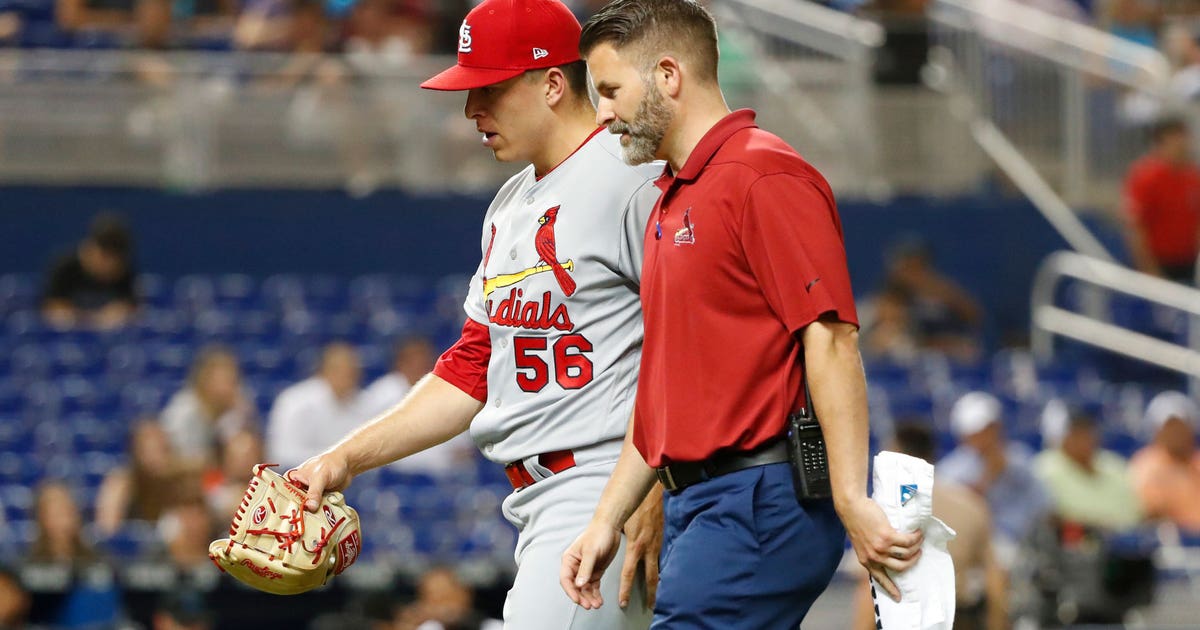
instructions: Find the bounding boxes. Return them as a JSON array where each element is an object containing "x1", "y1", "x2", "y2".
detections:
[{"x1": 609, "y1": 76, "x2": 672, "y2": 165}]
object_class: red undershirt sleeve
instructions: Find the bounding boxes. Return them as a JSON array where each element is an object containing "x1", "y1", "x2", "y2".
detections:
[{"x1": 432, "y1": 318, "x2": 491, "y2": 402}]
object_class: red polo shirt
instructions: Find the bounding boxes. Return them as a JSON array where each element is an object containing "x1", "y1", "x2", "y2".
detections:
[
  {"x1": 633, "y1": 109, "x2": 858, "y2": 468},
  {"x1": 1124, "y1": 155, "x2": 1200, "y2": 268}
]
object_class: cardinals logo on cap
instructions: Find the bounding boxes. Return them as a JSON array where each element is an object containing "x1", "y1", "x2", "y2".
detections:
[{"x1": 458, "y1": 21, "x2": 473, "y2": 53}]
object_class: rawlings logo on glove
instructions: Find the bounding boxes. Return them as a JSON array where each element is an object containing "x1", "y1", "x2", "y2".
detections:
[{"x1": 208, "y1": 464, "x2": 362, "y2": 595}]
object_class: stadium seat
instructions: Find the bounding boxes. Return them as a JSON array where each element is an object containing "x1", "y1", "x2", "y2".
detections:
[
  {"x1": 0, "y1": 453, "x2": 42, "y2": 485},
  {"x1": 0, "y1": 273, "x2": 37, "y2": 315}
]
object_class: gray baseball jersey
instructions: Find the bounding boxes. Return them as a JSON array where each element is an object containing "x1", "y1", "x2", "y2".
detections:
[{"x1": 462, "y1": 129, "x2": 660, "y2": 465}]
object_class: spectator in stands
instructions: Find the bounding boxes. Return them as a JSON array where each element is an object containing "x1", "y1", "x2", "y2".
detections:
[
  {"x1": 95, "y1": 420, "x2": 204, "y2": 537},
  {"x1": 28, "y1": 483, "x2": 122, "y2": 630},
  {"x1": 360, "y1": 337, "x2": 474, "y2": 477},
  {"x1": 344, "y1": 0, "x2": 433, "y2": 69},
  {"x1": 1033, "y1": 401, "x2": 1142, "y2": 531},
  {"x1": 1100, "y1": 0, "x2": 1160, "y2": 48},
  {"x1": 41, "y1": 214, "x2": 139, "y2": 330},
  {"x1": 29, "y1": 481, "x2": 100, "y2": 565},
  {"x1": 1122, "y1": 117, "x2": 1200, "y2": 284},
  {"x1": 939, "y1": 391, "x2": 1050, "y2": 563},
  {"x1": 854, "y1": 422, "x2": 1008, "y2": 630},
  {"x1": 233, "y1": 0, "x2": 336, "y2": 52},
  {"x1": 361, "y1": 336, "x2": 435, "y2": 411},
  {"x1": 158, "y1": 499, "x2": 215, "y2": 569},
  {"x1": 55, "y1": 0, "x2": 137, "y2": 40},
  {"x1": 266, "y1": 342, "x2": 366, "y2": 470},
  {"x1": 395, "y1": 566, "x2": 501, "y2": 630},
  {"x1": 152, "y1": 590, "x2": 211, "y2": 630},
  {"x1": 0, "y1": 10, "x2": 20, "y2": 46},
  {"x1": 860, "y1": 284, "x2": 919, "y2": 363},
  {"x1": 204, "y1": 429, "x2": 263, "y2": 520},
  {"x1": 1130, "y1": 391, "x2": 1200, "y2": 533},
  {"x1": 0, "y1": 566, "x2": 32, "y2": 630},
  {"x1": 881, "y1": 235, "x2": 983, "y2": 360},
  {"x1": 160, "y1": 345, "x2": 256, "y2": 465}
]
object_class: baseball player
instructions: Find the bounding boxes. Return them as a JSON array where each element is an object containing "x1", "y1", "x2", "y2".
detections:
[{"x1": 289, "y1": 0, "x2": 662, "y2": 627}]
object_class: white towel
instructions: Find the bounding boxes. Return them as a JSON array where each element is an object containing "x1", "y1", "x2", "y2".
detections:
[{"x1": 870, "y1": 451, "x2": 957, "y2": 630}]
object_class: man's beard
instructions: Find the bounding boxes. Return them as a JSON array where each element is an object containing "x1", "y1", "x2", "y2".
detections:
[{"x1": 609, "y1": 81, "x2": 673, "y2": 165}]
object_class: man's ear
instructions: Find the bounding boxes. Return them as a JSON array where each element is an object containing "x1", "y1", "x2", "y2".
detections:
[
  {"x1": 655, "y1": 55, "x2": 682, "y2": 98},
  {"x1": 544, "y1": 67, "x2": 568, "y2": 107}
]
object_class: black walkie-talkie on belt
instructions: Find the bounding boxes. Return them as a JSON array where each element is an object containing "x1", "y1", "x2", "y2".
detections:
[{"x1": 786, "y1": 364, "x2": 832, "y2": 501}]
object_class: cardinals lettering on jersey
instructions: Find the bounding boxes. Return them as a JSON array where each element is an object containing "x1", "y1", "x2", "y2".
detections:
[{"x1": 483, "y1": 208, "x2": 578, "y2": 329}]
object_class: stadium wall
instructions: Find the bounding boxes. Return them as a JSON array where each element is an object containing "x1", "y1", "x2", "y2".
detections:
[{"x1": 0, "y1": 186, "x2": 1124, "y2": 342}]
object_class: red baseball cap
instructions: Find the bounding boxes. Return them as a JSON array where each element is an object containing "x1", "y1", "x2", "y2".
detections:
[{"x1": 420, "y1": 0, "x2": 582, "y2": 91}]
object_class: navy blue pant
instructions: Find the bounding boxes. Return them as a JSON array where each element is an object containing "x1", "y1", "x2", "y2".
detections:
[{"x1": 651, "y1": 462, "x2": 845, "y2": 629}]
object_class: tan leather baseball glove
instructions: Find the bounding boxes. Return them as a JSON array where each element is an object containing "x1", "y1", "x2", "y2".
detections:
[{"x1": 208, "y1": 463, "x2": 362, "y2": 595}]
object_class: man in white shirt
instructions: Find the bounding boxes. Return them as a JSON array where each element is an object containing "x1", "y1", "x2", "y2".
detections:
[
  {"x1": 266, "y1": 343, "x2": 366, "y2": 470},
  {"x1": 360, "y1": 337, "x2": 476, "y2": 477}
]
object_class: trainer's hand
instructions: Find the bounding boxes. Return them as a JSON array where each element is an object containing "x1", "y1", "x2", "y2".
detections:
[
  {"x1": 619, "y1": 485, "x2": 662, "y2": 610},
  {"x1": 287, "y1": 451, "x2": 353, "y2": 513},
  {"x1": 561, "y1": 520, "x2": 622, "y2": 610},
  {"x1": 839, "y1": 496, "x2": 923, "y2": 602}
]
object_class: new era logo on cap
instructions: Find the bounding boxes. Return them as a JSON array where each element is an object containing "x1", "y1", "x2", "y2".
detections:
[
  {"x1": 421, "y1": 0, "x2": 583, "y2": 91},
  {"x1": 900, "y1": 484, "x2": 917, "y2": 506}
]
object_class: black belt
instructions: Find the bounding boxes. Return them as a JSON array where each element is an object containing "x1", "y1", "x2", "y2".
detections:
[{"x1": 655, "y1": 440, "x2": 790, "y2": 493}]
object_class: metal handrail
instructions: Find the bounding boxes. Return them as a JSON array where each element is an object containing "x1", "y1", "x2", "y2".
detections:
[
  {"x1": 1031, "y1": 250, "x2": 1200, "y2": 385},
  {"x1": 923, "y1": 46, "x2": 1116, "y2": 262},
  {"x1": 717, "y1": 0, "x2": 884, "y2": 62},
  {"x1": 929, "y1": 0, "x2": 1171, "y2": 92}
]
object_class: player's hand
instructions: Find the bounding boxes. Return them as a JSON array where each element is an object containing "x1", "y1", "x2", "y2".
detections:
[
  {"x1": 287, "y1": 451, "x2": 353, "y2": 513},
  {"x1": 561, "y1": 520, "x2": 622, "y2": 610},
  {"x1": 839, "y1": 496, "x2": 923, "y2": 602},
  {"x1": 619, "y1": 485, "x2": 662, "y2": 610}
]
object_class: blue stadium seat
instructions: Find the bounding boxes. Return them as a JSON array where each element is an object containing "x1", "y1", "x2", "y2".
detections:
[
  {"x1": 76, "y1": 451, "x2": 120, "y2": 487},
  {"x1": 67, "y1": 415, "x2": 126, "y2": 454},
  {"x1": 174, "y1": 275, "x2": 216, "y2": 312},
  {"x1": 261, "y1": 275, "x2": 305, "y2": 312},
  {"x1": 0, "y1": 484, "x2": 33, "y2": 523},
  {"x1": 138, "y1": 273, "x2": 169, "y2": 308},
  {"x1": 21, "y1": 379, "x2": 63, "y2": 423},
  {"x1": 229, "y1": 310, "x2": 281, "y2": 342},
  {"x1": 0, "y1": 273, "x2": 37, "y2": 315},
  {"x1": 96, "y1": 520, "x2": 161, "y2": 560},
  {"x1": 215, "y1": 274, "x2": 257, "y2": 309},
  {"x1": 106, "y1": 343, "x2": 148, "y2": 382},
  {"x1": 50, "y1": 340, "x2": 105, "y2": 378},
  {"x1": 10, "y1": 342, "x2": 52, "y2": 382},
  {"x1": 0, "y1": 417, "x2": 32, "y2": 453},
  {"x1": 119, "y1": 380, "x2": 170, "y2": 418},
  {"x1": 145, "y1": 341, "x2": 192, "y2": 381},
  {"x1": 0, "y1": 452, "x2": 42, "y2": 485},
  {"x1": 136, "y1": 308, "x2": 193, "y2": 344}
]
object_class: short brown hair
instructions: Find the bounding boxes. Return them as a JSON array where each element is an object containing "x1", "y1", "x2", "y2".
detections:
[
  {"x1": 580, "y1": 0, "x2": 719, "y2": 83},
  {"x1": 525, "y1": 60, "x2": 591, "y2": 101}
]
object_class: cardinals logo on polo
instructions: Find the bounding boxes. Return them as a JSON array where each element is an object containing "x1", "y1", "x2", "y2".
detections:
[{"x1": 674, "y1": 207, "x2": 696, "y2": 246}]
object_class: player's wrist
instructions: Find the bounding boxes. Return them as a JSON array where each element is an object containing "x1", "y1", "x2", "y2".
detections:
[{"x1": 591, "y1": 506, "x2": 629, "y2": 533}]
